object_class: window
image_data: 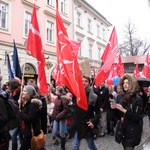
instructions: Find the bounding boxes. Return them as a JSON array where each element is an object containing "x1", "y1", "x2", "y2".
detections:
[
  {"x1": 0, "y1": 2, "x2": 8, "y2": 29},
  {"x1": 102, "y1": 28, "x2": 105, "y2": 40},
  {"x1": 24, "y1": 11, "x2": 31, "y2": 36},
  {"x1": 61, "y1": 0, "x2": 67, "y2": 14},
  {"x1": 47, "y1": 20, "x2": 54, "y2": 43},
  {"x1": 78, "y1": 40, "x2": 82, "y2": 56},
  {"x1": 97, "y1": 25, "x2": 100, "y2": 37},
  {"x1": 47, "y1": 0, "x2": 55, "y2": 7},
  {"x1": 87, "y1": 19, "x2": 92, "y2": 32},
  {"x1": 98, "y1": 47, "x2": 101, "y2": 61},
  {"x1": 89, "y1": 44, "x2": 92, "y2": 59},
  {"x1": 77, "y1": 12, "x2": 81, "y2": 27}
]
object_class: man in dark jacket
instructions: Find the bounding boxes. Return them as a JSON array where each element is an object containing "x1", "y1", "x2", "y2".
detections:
[
  {"x1": 0, "y1": 92, "x2": 11, "y2": 150},
  {"x1": 8, "y1": 78, "x2": 21, "y2": 150},
  {"x1": 94, "y1": 81, "x2": 109, "y2": 137},
  {"x1": 69, "y1": 76, "x2": 100, "y2": 150}
]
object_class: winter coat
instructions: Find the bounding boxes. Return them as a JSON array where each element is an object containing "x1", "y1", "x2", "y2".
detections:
[
  {"x1": 52, "y1": 95, "x2": 70, "y2": 121},
  {"x1": 116, "y1": 74, "x2": 143, "y2": 147},
  {"x1": 39, "y1": 95, "x2": 47, "y2": 134},
  {"x1": 20, "y1": 99, "x2": 42, "y2": 138},
  {"x1": 117, "y1": 94, "x2": 143, "y2": 147},
  {"x1": 69, "y1": 87, "x2": 100, "y2": 140},
  {"x1": 94, "y1": 86, "x2": 109, "y2": 111},
  {"x1": 0, "y1": 93, "x2": 11, "y2": 144}
]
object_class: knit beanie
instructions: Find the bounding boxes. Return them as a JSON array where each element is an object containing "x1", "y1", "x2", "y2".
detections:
[{"x1": 24, "y1": 85, "x2": 36, "y2": 97}]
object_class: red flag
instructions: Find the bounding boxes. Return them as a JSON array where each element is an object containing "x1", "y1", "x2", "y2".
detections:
[
  {"x1": 52, "y1": 63, "x2": 61, "y2": 86},
  {"x1": 56, "y1": 5, "x2": 88, "y2": 110},
  {"x1": 116, "y1": 55, "x2": 124, "y2": 77},
  {"x1": 133, "y1": 61, "x2": 141, "y2": 78},
  {"x1": 95, "y1": 27, "x2": 118, "y2": 87},
  {"x1": 101, "y1": 27, "x2": 118, "y2": 62},
  {"x1": 26, "y1": 4, "x2": 48, "y2": 94},
  {"x1": 142, "y1": 52, "x2": 150, "y2": 78}
]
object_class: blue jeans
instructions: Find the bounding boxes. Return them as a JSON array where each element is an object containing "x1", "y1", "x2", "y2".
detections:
[
  {"x1": 11, "y1": 126, "x2": 20, "y2": 150},
  {"x1": 53, "y1": 119, "x2": 66, "y2": 138},
  {"x1": 72, "y1": 132, "x2": 98, "y2": 150}
]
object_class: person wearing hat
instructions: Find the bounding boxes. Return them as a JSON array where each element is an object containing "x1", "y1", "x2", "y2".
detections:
[{"x1": 19, "y1": 85, "x2": 43, "y2": 150}]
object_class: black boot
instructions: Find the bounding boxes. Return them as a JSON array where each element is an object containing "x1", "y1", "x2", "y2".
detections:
[
  {"x1": 12, "y1": 142, "x2": 17, "y2": 150},
  {"x1": 60, "y1": 137, "x2": 66, "y2": 150},
  {"x1": 110, "y1": 121, "x2": 114, "y2": 136}
]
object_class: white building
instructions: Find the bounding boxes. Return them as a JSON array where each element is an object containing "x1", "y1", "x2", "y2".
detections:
[{"x1": 73, "y1": 0, "x2": 112, "y2": 72}]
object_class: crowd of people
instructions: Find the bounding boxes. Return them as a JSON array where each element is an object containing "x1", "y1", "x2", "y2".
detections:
[{"x1": 0, "y1": 73, "x2": 150, "y2": 150}]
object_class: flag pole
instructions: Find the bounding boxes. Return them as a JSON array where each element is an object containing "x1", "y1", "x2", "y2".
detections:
[{"x1": 19, "y1": 47, "x2": 28, "y2": 110}]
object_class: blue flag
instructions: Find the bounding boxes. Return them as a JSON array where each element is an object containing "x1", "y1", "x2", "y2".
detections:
[
  {"x1": 6, "y1": 54, "x2": 14, "y2": 80},
  {"x1": 13, "y1": 40, "x2": 22, "y2": 79}
]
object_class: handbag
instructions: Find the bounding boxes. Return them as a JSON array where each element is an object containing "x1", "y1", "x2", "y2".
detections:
[
  {"x1": 115, "y1": 117, "x2": 125, "y2": 144},
  {"x1": 92, "y1": 124, "x2": 100, "y2": 138},
  {"x1": 30, "y1": 129, "x2": 46, "y2": 150}
]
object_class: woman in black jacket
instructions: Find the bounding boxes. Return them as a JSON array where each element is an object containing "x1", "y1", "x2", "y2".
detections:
[
  {"x1": 111, "y1": 74, "x2": 143, "y2": 150},
  {"x1": 19, "y1": 85, "x2": 42, "y2": 150}
]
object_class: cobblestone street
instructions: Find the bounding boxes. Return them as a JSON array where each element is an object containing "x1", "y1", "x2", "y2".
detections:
[{"x1": 9, "y1": 116, "x2": 150, "y2": 150}]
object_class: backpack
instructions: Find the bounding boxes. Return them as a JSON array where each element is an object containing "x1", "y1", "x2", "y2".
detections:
[{"x1": 0, "y1": 90, "x2": 20, "y2": 130}]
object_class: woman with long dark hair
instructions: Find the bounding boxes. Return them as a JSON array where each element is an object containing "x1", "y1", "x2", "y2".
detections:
[{"x1": 111, "y1": 74, "x2": 143, "y2": 150}]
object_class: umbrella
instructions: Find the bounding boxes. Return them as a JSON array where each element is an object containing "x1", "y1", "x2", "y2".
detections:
[{"x1": 136, "y1": 77, "x2": 150, "y2": 87}]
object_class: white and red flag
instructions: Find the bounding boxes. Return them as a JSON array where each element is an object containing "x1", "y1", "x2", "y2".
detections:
[
  {"x1": 26, "y1": 4, "x2": 48, "y2": 94},
  {"x1": 56, "y1": 0, "x2": 88, "y2": 110},
  {"x1": 142, "y1": 52, "x2": 150, "y2": 78},
  {"x1": 133, "y1": 61, "x2": 141, "y2": 78},
  {"x1": 52, "y1": 63, "x2": 61, "y2": 86},
  {"x1": 95, "y1": 26, "x2": 118, "y2": 87},
  {"x1": 116, "y1": 54, "x2": 124, "y2": 77}
]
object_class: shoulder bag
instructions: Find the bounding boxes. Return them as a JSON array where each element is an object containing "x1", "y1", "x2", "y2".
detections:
[{"x1": 30, "y1": 125, "x2": 46, "y2": 150}]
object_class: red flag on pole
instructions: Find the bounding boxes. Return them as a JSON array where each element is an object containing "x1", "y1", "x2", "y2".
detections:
[
  {"x1": 56, "y1": 2, "x2": 88, "y2": 110},
  {"x1": 101, "y1": 27, "x2": 118, "y2": 63},
  {"x1": 142, "y1": 52, "x2": 150, "y2": 78},
  {"x1": 52, "y1": 63, "x2": 61, "y2": 86},
  {"x1": 116, "y1": 54, "x2": 124, "y2": 77},
  {"x1": 26, "y1": 4, "x2": 48, "y2": 94},
  {"x1": 95, "y1": 27, "x2": 118, "y2": 87},
  {"x1": 133, "y1": 61, "x2": 141, "y2": 78}
]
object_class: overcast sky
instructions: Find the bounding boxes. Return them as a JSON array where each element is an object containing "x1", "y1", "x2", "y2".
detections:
[{"x1": 86, "y1": 0, "x2": 150, "y2": 42}]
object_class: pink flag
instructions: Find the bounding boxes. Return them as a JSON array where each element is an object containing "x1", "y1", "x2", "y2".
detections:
[{"x1": 26, "y1": 4, "x2": 48, "y2": 94}]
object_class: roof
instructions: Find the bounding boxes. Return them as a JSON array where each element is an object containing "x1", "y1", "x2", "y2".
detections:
[{"x1": 115, "y1": 55, "x2": 146, "y2": 64}]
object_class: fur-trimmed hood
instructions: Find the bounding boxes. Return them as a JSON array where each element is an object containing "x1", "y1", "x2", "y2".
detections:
[
  {"x1": 31, "y1": 98, "x2": 42, "y2": 107},
  {"x1": 60, "y1": 95, "x2": 72, "y2": 102},
  {"x1": 119, "y1": 73, "x2": 139, "y2": 96}
]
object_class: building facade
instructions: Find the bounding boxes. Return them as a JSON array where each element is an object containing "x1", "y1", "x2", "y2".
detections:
[{"x1": 0, "y1": 0, "x2": 112, "y2": 86}]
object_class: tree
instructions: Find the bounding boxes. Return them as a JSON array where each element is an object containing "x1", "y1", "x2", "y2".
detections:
[{"x1": 118, "y1": 19, "x2": 150, "y2": 56}]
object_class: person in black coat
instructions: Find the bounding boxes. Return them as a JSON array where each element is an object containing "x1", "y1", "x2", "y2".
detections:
[
  {"x1": 19, "y1": 85, "x2": 42, "y2": 150},
  {"x1": 111, "y1": 74, "x2": 143, "y2": 150},
  {"x1": 94, "y1": 81, "x2": 109, "y2": 137},
  {"x1": 32, "y1": 83, "x2": 47, "y2": 135},
  {"x1": 8, "y1": 78, "x2": 21, "y2": 150},
  {"x1": 69, "y1": 76, "x2": 100, "y2": 150},
  {"x1": 0, "y1": 92, "x2": 11, "y2": 150}
]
